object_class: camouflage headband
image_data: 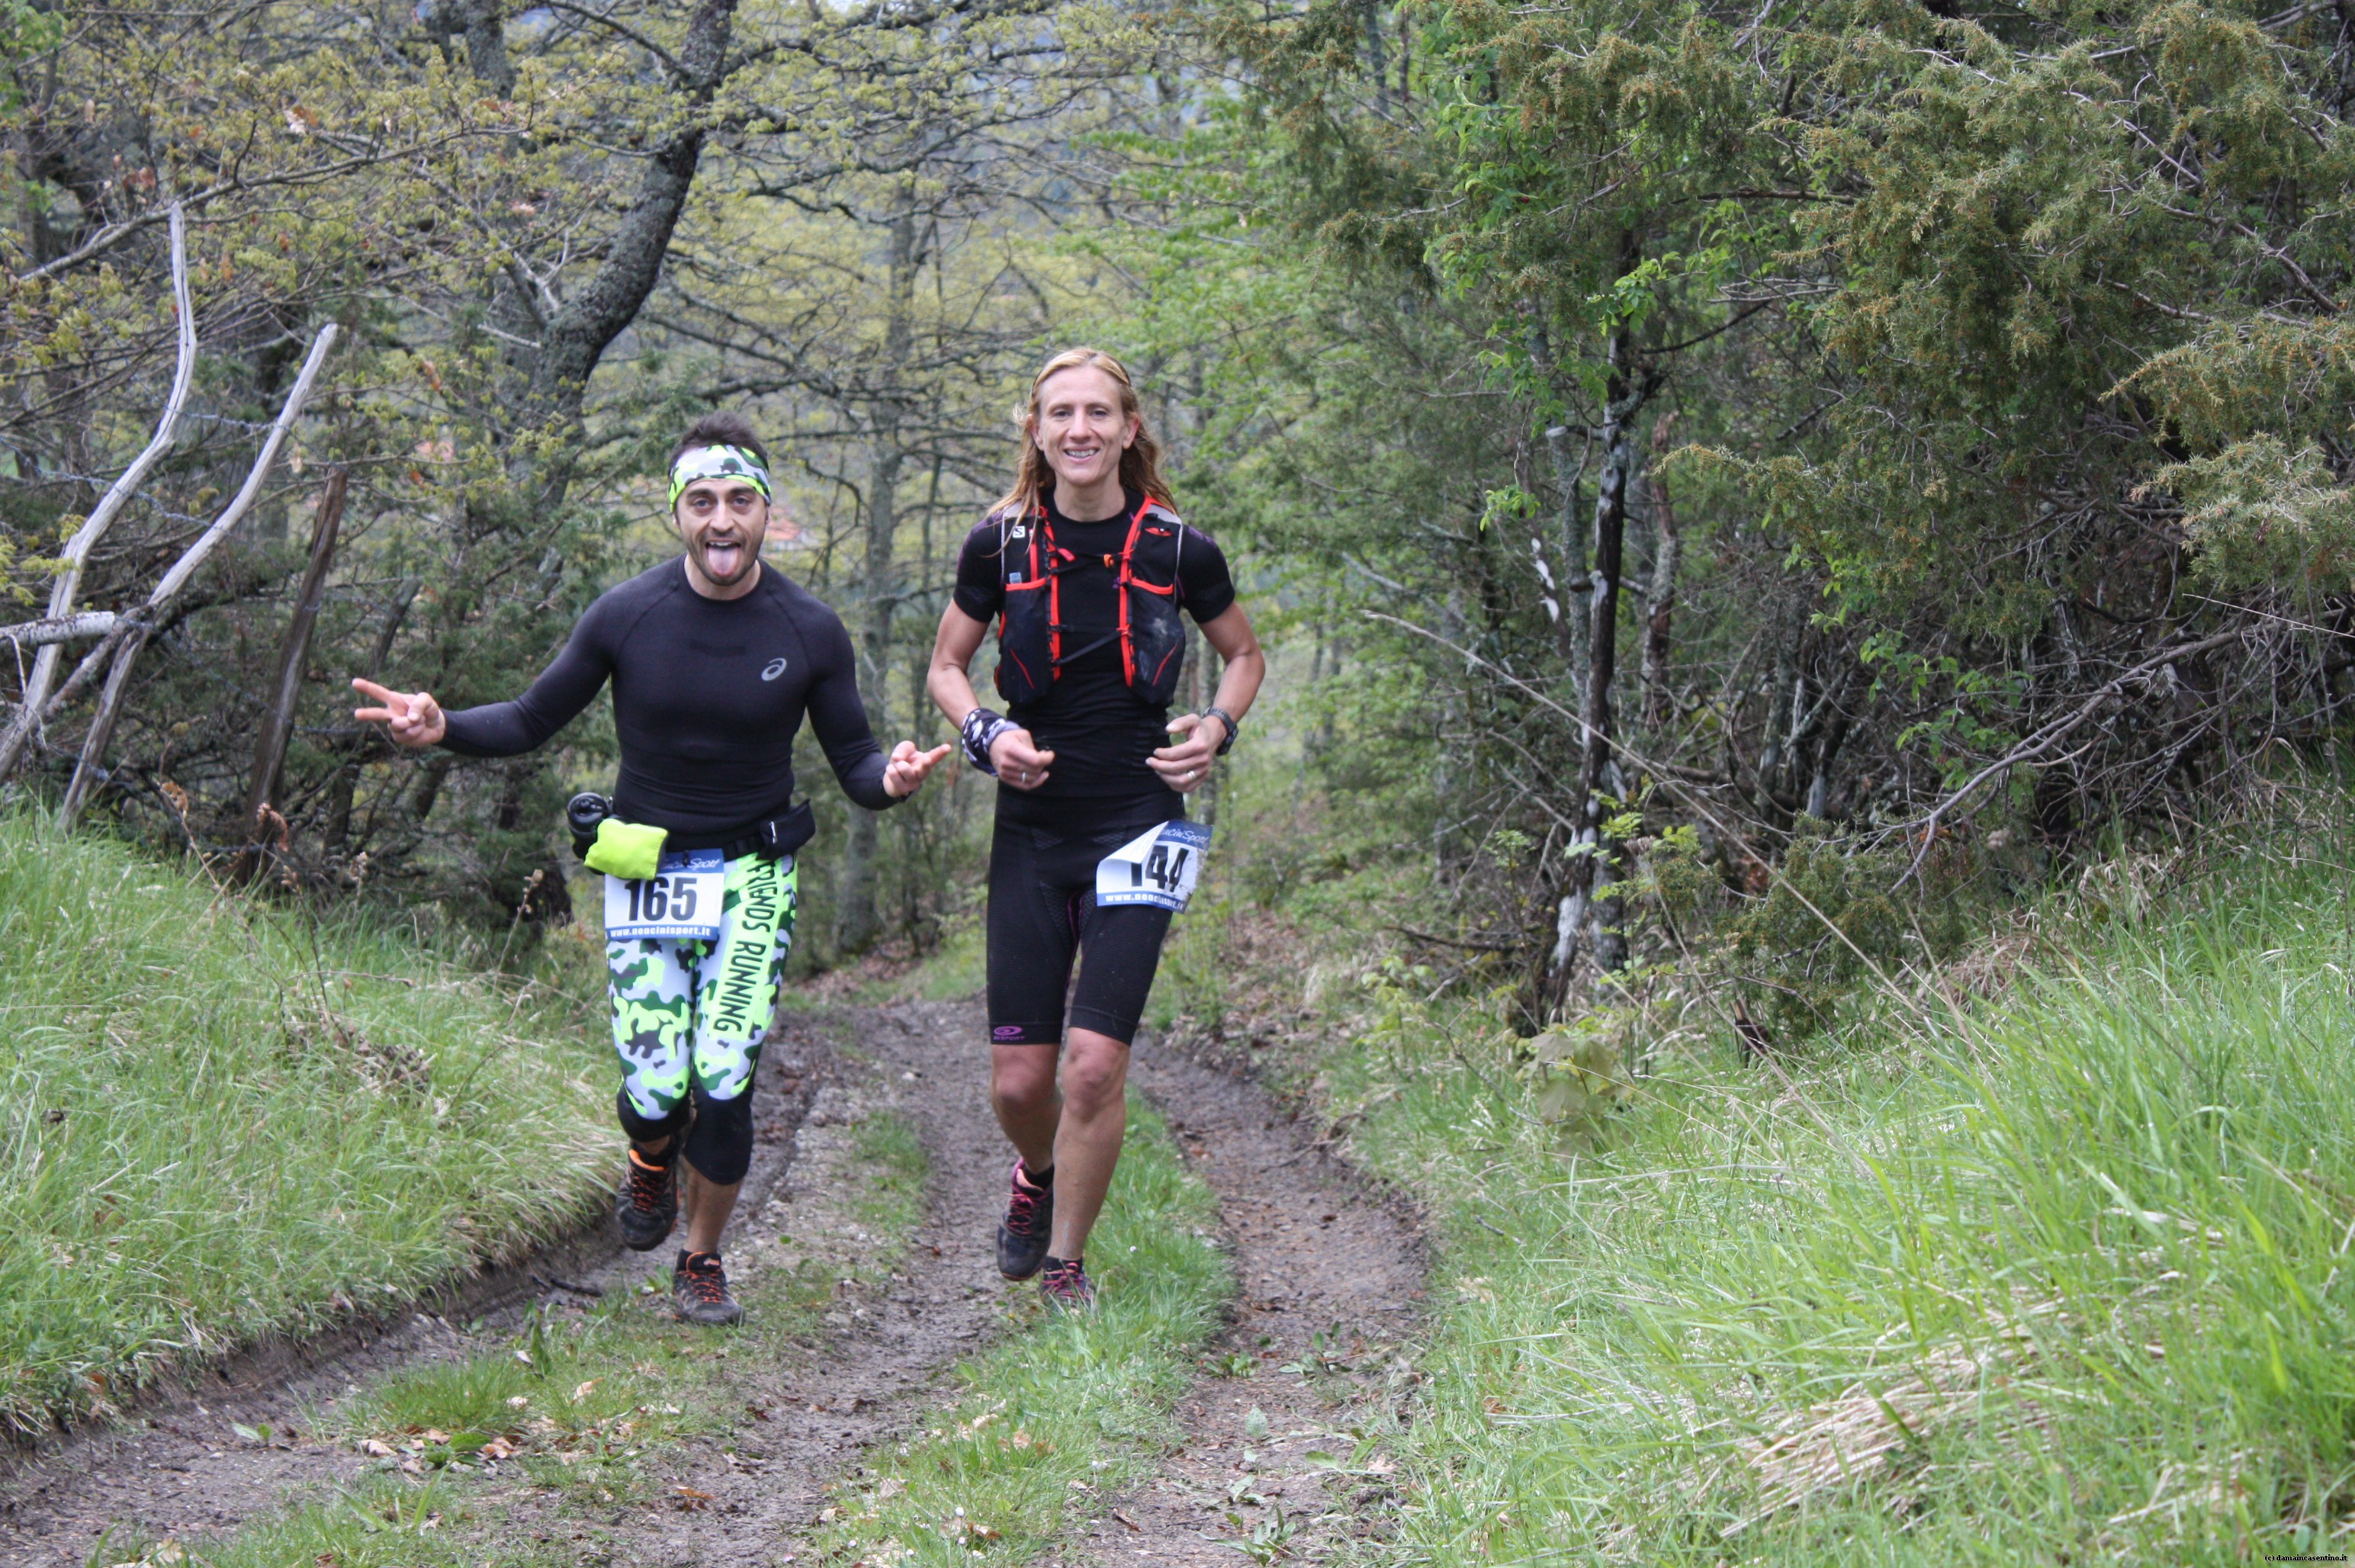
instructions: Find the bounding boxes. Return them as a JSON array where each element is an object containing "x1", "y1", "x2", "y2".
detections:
[{"x1": 670, "y1": 445, "x2": 773, "y2": 508}]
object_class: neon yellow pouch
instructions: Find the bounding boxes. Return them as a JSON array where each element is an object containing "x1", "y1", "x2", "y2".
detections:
[{"x1": 584, "y1": 818, "x2": 667, "y2": 881}]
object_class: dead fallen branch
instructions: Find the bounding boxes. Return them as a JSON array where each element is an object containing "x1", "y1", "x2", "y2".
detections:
[
  {"x1": 0, "y1": 204, "x2": 196, "y2": 783},
  {"x1": 0, "y1": 612, "x2": 119, "y2": 650},
  {"x1": 57, "y1": 322, "x2": 342, "y2": 828},
  {"x1": 1897, "y1": 628, "x2": 2245, "y2": 885}
]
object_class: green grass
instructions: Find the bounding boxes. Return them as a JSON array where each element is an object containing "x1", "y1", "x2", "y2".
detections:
[
  {"x1": 0, "y1": 811, "x2": 614, "y2": 1436},
  {"x1": 889, "y1": 913, "x2": 988, "y2": 1004},
  {"x1": 850, "y1": 1108, "x2": 931, "y2": 1234},
  {"x1": 811, "y1": 1092, "x2": 1229, "y2": 1565},
  {"x1": 1308, "y1": 828, "x2": 2355, "y2": 1562},
  {"x1": 326, "y1": 1293, "x2": 741, "y2": 1505}
]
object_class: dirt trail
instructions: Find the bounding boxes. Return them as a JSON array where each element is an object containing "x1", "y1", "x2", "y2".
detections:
[
  {"x1": 0, "y1": 993, "x2": 875, "y2": 1554},
  {"x1": 1049, "y1": 1043, "x2": 1428, "y2": 1566},
  {"x1": 0, "y1": 1046, "x2": 821, "y2": 1568},
  {"x1": 503, "y1": 997, "x2": 1017, "y2": 1565},
  {"x1": 2, "y1": 1001, "x2": 1430, "y2": 1566}
]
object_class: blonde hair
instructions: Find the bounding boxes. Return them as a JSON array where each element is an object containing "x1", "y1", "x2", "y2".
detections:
[{"x1": 995, "y1": 348, "x2": 1172, "y2": 517}]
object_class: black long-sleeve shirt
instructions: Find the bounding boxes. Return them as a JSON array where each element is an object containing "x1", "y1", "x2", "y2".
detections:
[{"x1": 441, "y1": 559, "x2": 893, "y2": 843}]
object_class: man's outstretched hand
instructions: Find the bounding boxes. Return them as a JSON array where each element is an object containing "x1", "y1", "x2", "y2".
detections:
[
  {"x1": 352, "y1": 677, "x2": 447, "y2": 748},
  {"x1": 882, "y1": 741, "x2": 953, "y2": 798}
]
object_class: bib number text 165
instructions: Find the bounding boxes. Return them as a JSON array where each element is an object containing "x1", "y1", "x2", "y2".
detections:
[{"x1": 623, "y1": 876, "x2": 696, "y2": 924}]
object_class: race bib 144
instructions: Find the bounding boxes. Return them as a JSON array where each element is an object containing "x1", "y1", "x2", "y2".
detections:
[
  {"x1": 1095, "y1": 820, "x2": 1211, "y2": 912},
  {"x1": 604, "y1": 847, "x2": 726, "y2": 941}
]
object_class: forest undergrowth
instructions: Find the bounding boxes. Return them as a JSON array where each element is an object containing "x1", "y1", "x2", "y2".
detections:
[
  {"x1": 0, "y1": 810, "x2": 615, "y2": 1438},
  {"x1": 1181, "y1": 769, "x2": 2355, "y2": 1563}
]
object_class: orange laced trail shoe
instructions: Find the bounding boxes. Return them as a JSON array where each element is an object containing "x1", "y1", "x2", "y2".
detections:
[
  {"x1": 673, "y1": 1250, "x2": 743, "y2": 1326},
  {"x1": 616, "y1": 1147, "x2": 679, "y2": 1252},
  {"x1": 998, "y1": 1158, "x2": 1055, "y2": 1280},
  {"x1": 1039, "y1": 1255, "x2": 1096, "y2": 1313}
]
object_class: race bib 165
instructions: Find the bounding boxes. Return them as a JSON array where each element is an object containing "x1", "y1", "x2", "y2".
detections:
[{"x1": 604, "y1": 847, "x2": 726, "y2": 941}]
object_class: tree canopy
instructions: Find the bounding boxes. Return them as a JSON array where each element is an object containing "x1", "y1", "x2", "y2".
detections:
[{"x1": 5, "y1": 0, "x2": 2354, "y2": 1003}]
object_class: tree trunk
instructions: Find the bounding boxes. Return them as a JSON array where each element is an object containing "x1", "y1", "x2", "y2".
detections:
[
  {"x1": 463, "y1": 0, "x2": 516, "y2": 96},
  {"x1": 57, "y1": 324, "x2": 339, "y2": 828},
  {"x1": 1582, "y1": 398, "x2": 1637, "y2": 978},
  {"x1": 0, "y1": 204, "x2": 195, "y2": 785},
  {"x1": 1640, "y1": 418, "x2": 1679, "y2": 735},
  {"x1": 1756, "y1": 635, "x2": 1799, "y2": 824},
  {"x1": 409, "y1": 753, "x2": 455, "y2": 825},
  {"x1": 320, "y1": 748, "x2": 359, "y2": 858},
  {"x1": 55, "y1": 622, "x2": 153, "y2": 829},
  {"x1": 233, "y1": 468, "x2": 348, "y2": 884},
  {"x1": 1805, "y1": 708, "x2": 1852, "y2": 821},
  {"x1": 834, "y1": 201, "x2": 920, "y2": 956},
  {"x1": 507, "y1": 0, "x2": 737, "y2": 500},
  {"x1": 1547, "y1": 243, "x2": 1643, "y2": 998},
  {"x1": 1544, "y1": 423, "x2": 1589, "y2": 692}
]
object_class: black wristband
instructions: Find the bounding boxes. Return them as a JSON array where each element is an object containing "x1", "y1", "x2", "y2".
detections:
[
  {"x1": 1202, "y1": 706, "x2": 1241, "y2": 756},
  {"x1": 961, "y1": 707, "x2": 1016, "y2": 776}
]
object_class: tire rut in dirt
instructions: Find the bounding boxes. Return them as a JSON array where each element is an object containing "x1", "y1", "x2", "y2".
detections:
[
  {"x1": 1050, "y1": 1044, "x2": 1427, "y2": 1566},
  {"x1": 519, "y1": 998, "x2": 1017, "y2": 1565},
  {"x1": 0, "y1": 1001, "x2": 1003, "y2": 1565}
]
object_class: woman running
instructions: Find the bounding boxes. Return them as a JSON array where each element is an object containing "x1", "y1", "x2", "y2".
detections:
[{"x1": 927, "y1": 348, "x2": 1265, "y2": 1309}]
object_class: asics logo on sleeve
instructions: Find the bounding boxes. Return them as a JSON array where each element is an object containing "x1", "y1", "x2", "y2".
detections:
[{"x1": 761, "y1": 657, "x2": 789, "y2": 681}]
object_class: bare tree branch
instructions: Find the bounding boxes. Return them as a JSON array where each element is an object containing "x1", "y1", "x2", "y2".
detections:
[
  {"x1": 0, "y1": 204, "x2": 195, "y2": 782},
  {"x1": 59, "y1": 323, "x2": 342, "y2": 827}
]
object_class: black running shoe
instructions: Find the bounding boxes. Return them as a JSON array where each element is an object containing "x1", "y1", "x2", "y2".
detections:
[
  {"x1": 673, "y1": 1250, "x2": 743, "y2": 1326},
  {"x1": 615, "y1": 1148, "x2": 678, "y2": 1252},
  {"x1": 997, "y1": 1158, "x2": 1055, "y2": 1280},
  {"x1": 1039, "y1": 1255, "x2": 1095, "y2": 1313}
]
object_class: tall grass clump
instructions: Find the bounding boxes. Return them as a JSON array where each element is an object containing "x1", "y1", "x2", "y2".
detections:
[
  {"x1": 0, "y1": 814, "x2": 613, "y2": 1436},
  {"x1": 1324, "y1": 827, "x2": 2355, "y2": 1562}
]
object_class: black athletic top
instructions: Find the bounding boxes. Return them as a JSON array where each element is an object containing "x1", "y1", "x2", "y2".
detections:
[
  {"x1": 953, "y1": 487, "x2": 1236, "y2": 824},
  {"x1": 441, "y1": 559, "x2": 894, "y2": 841}
]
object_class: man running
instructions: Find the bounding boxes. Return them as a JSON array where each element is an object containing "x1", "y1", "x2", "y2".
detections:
[
  {"x1": 927, "y1": 349, "x2": 1265, "y2": 1309},
  {"x1": 355, "y1": 413, "x2": 949, "y2": 1325}
]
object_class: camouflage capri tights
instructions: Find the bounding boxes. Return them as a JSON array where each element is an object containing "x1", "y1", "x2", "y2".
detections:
[{"x1": 606, "y1": 852, "x2": 797, "y2": 1184}]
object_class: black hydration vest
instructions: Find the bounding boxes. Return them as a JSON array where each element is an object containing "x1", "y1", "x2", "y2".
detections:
[{"x1": 991, "y1": 494, "x2": 1190, "y2": 708}]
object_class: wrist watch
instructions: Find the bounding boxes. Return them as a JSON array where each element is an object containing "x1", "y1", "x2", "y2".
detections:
[{"x1": 1202, "y1": 706, "x2": 1241, "y2": 756}]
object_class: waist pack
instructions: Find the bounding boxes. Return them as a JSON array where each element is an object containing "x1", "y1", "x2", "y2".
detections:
[{"x1": 567, "y1": 793, "x2": 814, "y2": 873}]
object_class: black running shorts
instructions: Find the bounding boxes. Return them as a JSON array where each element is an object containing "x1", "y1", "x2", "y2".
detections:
[{"x1": 985, "y1": 800, "x2": 1184, "y2": 1047}]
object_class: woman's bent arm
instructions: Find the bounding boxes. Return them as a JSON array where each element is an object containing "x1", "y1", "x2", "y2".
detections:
[
  {"x1": 928, "y1": 603, "x2": 1056, "y2": 789},
  {"x1": 927, "y1": 603, "x2": 991, "y2": 729}
]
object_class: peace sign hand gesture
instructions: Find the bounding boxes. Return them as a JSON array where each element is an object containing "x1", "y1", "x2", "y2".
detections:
[{"x1": 352, "y1": 677, "x2": 447, "y2": 748}]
